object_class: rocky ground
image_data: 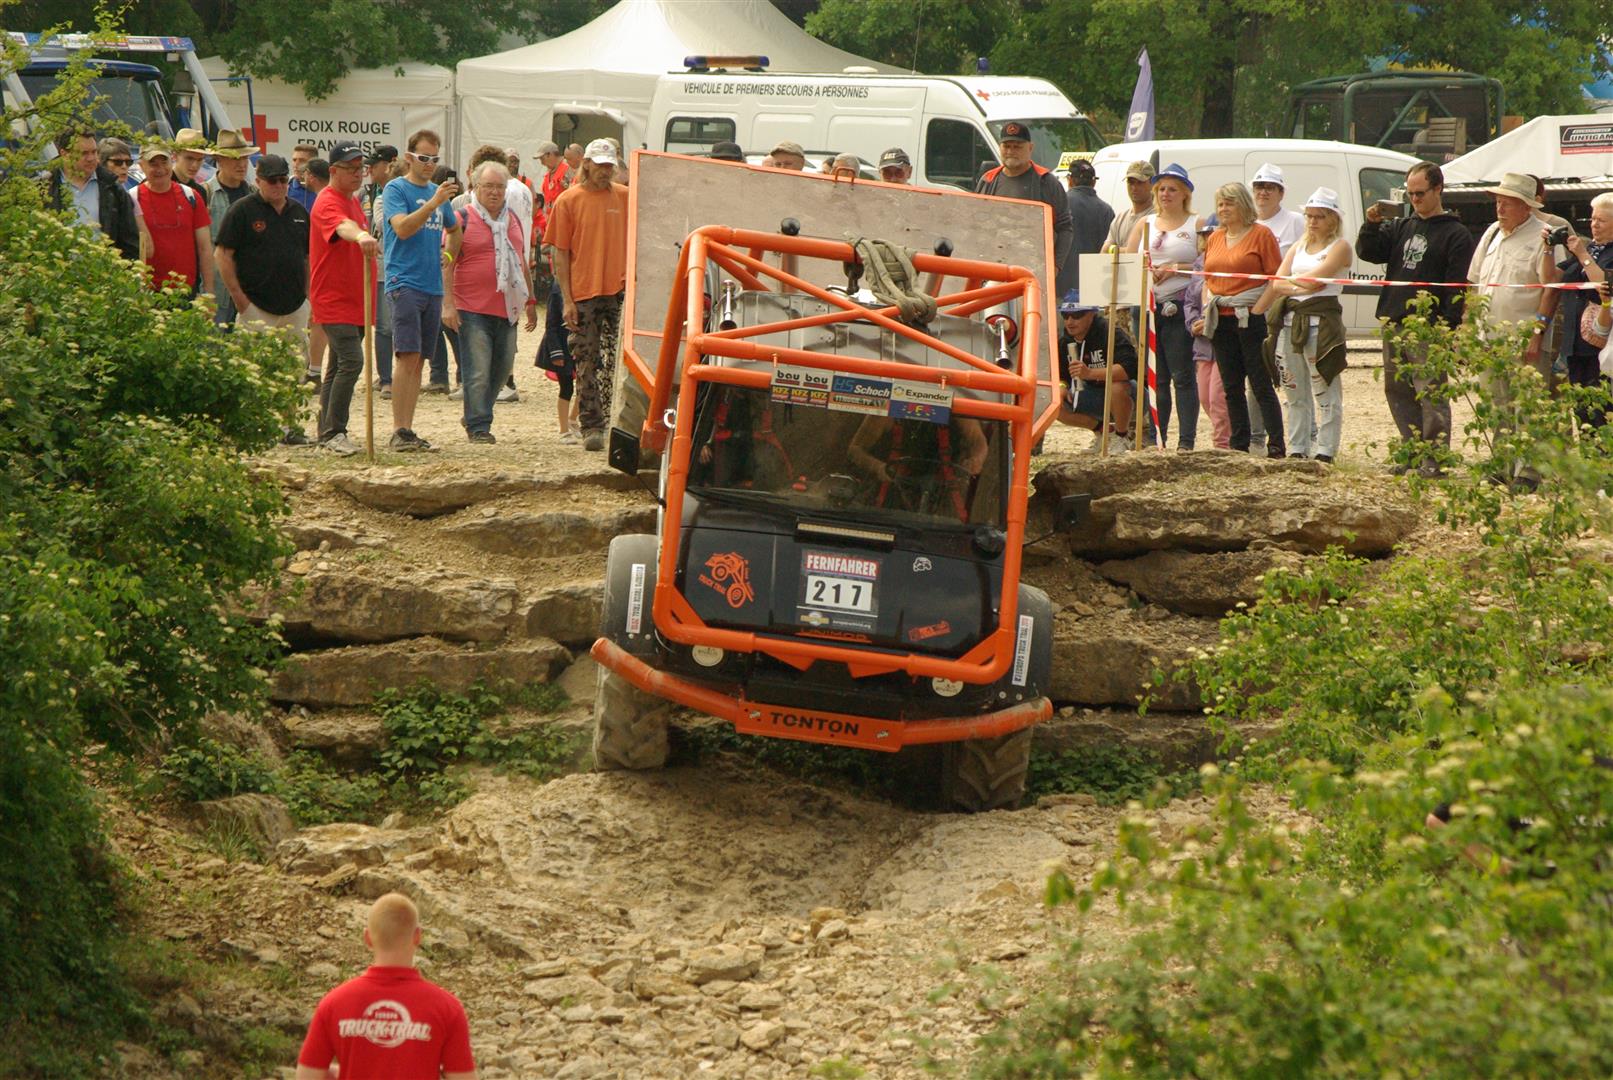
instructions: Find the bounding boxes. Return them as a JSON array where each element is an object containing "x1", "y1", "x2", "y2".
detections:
[{"x1": 105, "y1": 345, "x2": 1436, "y2": 1078}]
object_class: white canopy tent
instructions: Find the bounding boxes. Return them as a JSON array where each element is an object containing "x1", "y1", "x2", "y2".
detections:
[
  {"x1": 199, "y1": 57, "x2": 455, "y2": 161},
  {"x1": 454, "y1": 0, "x2": 897, "y2": 162},
  {"x1": 1442, "y1": 114, "x2": 1613, "y2": 183}
]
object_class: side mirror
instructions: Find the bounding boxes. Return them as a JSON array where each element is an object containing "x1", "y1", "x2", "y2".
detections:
[
  {"x1": 1055, "y1": 493, "x2": 1091, "y2": 532},
  {"x1": 608, "y1": 427, "x2": 641, "y2": 476}
]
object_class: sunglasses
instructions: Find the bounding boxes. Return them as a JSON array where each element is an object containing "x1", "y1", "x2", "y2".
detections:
[
  {"x1": 106, "y1": 157, "x2": 132, "y2": 166},
  {"x1": 409, "y1": 152, "x2": 441, "y2": 164},
  {"x1": 260, "y1": 176, "x2": 290, "y2": 184}
]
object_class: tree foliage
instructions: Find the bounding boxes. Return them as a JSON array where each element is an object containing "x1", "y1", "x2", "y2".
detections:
[
  {"x1": 808, "y1": 0, "x2": 1613, "y2": 137},
  {"x1": 0, "y1": 27, "x2": 302, "y2": 1077}
]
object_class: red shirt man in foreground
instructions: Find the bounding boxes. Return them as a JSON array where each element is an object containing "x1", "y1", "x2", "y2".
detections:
[{"x1": 296, "y1": 892, "x2": 476, "y2": 1079}]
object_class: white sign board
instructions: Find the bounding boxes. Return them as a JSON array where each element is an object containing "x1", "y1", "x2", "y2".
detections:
[{"x1": 1077, "y1": 252, "x2": 1145, "y2": 308}]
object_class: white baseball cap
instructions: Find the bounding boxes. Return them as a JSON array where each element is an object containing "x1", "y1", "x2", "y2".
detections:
[
  {"x1": 1303, "y1": 187, "x2": 1341, "y2": 212},
  {"x1": 584, "y1": 138, "x2": 618, "y2": 166},
  {"x1": 1250, "y1": 163, "x2": 1285, "y2": 187}
]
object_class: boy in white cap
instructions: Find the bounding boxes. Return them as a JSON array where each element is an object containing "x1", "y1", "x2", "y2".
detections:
[{"x1": 1251, "y1": 163, "x2": 1304, "y2": 255}]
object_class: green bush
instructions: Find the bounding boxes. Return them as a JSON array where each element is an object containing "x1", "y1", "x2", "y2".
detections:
[
  {"x1": 0, "y1": 31, "x2": 302, "y2": 1076},
  {"x1": 973, "y1": 297, "x2": 1613, "y2": 1077},
  {"x1": 1025, "y1": 744, "x2": 1196, "y2": 805},
  {"x1": 158, "y1": 738, "x2": 276, "y2": 802},
  {"x1": 274, "y1": 751, "x2": 386, "y2": 827}
]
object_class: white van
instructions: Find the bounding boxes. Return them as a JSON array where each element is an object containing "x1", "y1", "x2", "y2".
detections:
[
  {"x1": 1091, "y1": 138, "x2": 1420, "y2": 334},
  {"x1": 647, "y1": 68, "x2": 1105, "y2": 190}
]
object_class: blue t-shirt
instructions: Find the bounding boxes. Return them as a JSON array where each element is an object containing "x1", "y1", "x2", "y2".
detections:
[{"x1": 381, "y1": 177, "x2": 454, "y2": 296}]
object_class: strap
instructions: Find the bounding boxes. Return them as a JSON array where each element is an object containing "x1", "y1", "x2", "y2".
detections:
[{"x1": 843, "y1": 234, "x2": 937, "y2": 327}]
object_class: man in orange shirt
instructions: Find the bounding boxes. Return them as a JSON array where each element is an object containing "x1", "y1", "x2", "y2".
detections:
[{"x1": 543, "y1": 138, "x2": 629, "y2": 452}]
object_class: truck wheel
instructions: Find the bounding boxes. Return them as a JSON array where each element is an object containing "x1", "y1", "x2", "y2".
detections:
[
  {"x1": 592, "y1": 662, "x2": 672, "y2": 771},
  {"x1": 940, "y1": 729, "x2": 1033, "y2": 812}
]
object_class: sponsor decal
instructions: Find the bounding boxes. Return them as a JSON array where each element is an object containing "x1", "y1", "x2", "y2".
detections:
[
  {"x1": 1011, "y1": 614, "x2": 1034, "y2": 687},
  {"x1": 699, "y1": 552, "x2": 755, "y2": 609},
  {"x1": 907, "y1": 619, "x2": 951, "y2": 642},
  {"x1": 1560, "y1": 123, "x2": 1613, "y2": 154},
  {"x1": 770, "y1": 364, "x2": 832, "y2": 408},
  {"x1": 251, "y1": 219, "x2": 267, "y2": 233},
  {"x1": 803, "y1": 552, "x2": 879, "y2": 578},
  {"x1": 338, "y1": 999, "x2": 432, "y2": 1048},
  {"x1": 799, "y1": 610, "x2": 830, "y2": 627},
  {"x1": 798, "y1": 549, "x2": 879, "y2": 631},
  {"x1": 827, "y1": 373, "x2": 892, "y2": 416},
  {"x1": 888, "y1": 380, "x2": 953, "y2": 424},
  {"x1": 626, "y1": 563, "x2": 646, "y2": 635},
  {"x1": 762, "y1": 709, "x2": 861, "y2": 737},
  {"x1": 799, "y1": 629, "x2": 872, "y2": 642},
  {"x1": 912, "y1": 556, "x2": 933, "y2": 572}
]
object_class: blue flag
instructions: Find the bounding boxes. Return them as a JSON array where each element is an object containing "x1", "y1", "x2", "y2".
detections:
[{"x1": 1125, "y1": 48, "x2": 1155, "y2": 142}]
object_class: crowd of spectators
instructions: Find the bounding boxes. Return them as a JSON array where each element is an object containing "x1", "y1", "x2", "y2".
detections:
[{"x1": 44, "y1": 121, "x2": 1613, "y2": 462}]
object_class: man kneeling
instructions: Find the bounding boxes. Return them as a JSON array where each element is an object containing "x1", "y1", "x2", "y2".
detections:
[{"x1": 1056, "y1": 290, "x2": 1135, "y2": 442}]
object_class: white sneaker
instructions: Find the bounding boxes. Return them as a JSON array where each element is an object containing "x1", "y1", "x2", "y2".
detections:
[
  {"x1": 448, "y1": 385, "x2": 463, "y2": 401},
  {"x1": 559, "y1": 430, "x2": 578, "y2": 443},
  {"x1": 320, "y1": 433, "x2": 360, "y2": 456},
  {"x1": 497, "y1": 386, "x2": 520, "y2": 403}
]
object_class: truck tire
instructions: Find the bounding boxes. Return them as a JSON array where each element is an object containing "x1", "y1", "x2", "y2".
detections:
[
  {"x1": 592, "y1": 662, "x2": 672, "y2": 771},
  {"x1": 940, "y1": 729, "x2": 1033, "y2": 811}
]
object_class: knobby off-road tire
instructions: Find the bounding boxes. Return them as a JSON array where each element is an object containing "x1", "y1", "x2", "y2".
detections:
[
  {"x1": 940, "y1": 729, "x2": 1034, "y2": 811},
  {"x1": 592, "y1": 662, "x2": 672, "y2": 771}
]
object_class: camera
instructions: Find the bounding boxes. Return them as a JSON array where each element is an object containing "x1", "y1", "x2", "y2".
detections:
[{"x1": 1546, "y1": 225, "x2": 1571, "y2": 247}]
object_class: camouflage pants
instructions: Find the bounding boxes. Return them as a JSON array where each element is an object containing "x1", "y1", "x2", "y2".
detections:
[{"x1": 574, "y1": 292, "x2": 623, "y2": 433}]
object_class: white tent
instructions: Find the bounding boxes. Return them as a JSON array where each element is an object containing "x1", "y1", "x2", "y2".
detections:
[
  {"x1": 1442, "y1": 114, "x2": 1613, "y2": 184},
  {"x1": 199, "y1": 57, "x2": 455, "y2": 161},
  {"x1": 455, "y1": 0, "x2": 896, "y2": 162}
]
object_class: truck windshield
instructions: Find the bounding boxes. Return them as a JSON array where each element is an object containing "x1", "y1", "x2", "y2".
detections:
[
  {"x1": 21, "y1": 71, "x2": 173, "y2": 139},
  {"x1": 990, "y1": 117, "x2": 1106, "y2": 172},
  {"x1": 686, "y1": 384, "x2": 1007, "y2": 530}
]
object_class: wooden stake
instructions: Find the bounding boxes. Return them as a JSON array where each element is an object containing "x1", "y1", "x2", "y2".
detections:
[
  {"x1": 363, "y1": 256, "x2": 375, "y2": 464},
  {"x1": 1099, "y1": 242, "x2": 1120, "y2": 457}
]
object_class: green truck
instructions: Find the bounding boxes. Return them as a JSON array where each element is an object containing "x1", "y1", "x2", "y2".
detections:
[{"x1": 1282, "y1": 70, "x2": 1503, "y2": 162}]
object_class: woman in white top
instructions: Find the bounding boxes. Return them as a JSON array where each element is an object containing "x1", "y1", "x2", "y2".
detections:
[
  {"x1": 1254, "y1": 188, "x2": 1353, "y2": 461},
  {"x1": 1125, "y1": 163, "x2": 1200, "y2": 449}
]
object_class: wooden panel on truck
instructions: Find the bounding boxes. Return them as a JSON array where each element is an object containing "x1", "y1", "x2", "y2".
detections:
[{"x1": 613, "y1": 150, "x2": 1055, "y2": 436}]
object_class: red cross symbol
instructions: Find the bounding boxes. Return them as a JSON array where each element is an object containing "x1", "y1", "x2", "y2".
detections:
[{"x1": 242, "y1": 113, "x2": 280, "y2": 150}]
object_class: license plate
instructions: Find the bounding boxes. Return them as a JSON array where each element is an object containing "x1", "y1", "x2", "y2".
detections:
[{"x1": 803, "y1": 573, "x2": 874, "y2": 613}]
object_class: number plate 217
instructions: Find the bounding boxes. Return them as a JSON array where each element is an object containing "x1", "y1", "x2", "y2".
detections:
[{"x1": 803, "y1": 574, "x2": 874, "y2": 613}]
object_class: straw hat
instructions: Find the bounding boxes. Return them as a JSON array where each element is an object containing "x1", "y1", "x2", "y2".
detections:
[
  {"x1": 211, "y1": 129, "x2": 260, "y2": 158},
  {"x1": 172, "y1": 127, "x2": 209, "y2": 152},
  {"x1": 1484, "y1": 172, "x2": 1542, "y2": 209}
]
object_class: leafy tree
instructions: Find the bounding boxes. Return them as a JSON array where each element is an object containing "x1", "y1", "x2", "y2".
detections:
[
  {"x1": 0, "y1": 26, "x2": 301, "y2": 1077},
  {"x1": 806, "y1": 0, "x2": 1014, "y2": 75},
  {"x1": 4, "y1": 0, "x2": 613, "y2": 99}
]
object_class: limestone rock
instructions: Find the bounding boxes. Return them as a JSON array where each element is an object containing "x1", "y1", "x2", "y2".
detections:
[
  {"x1": 440, "y1": 507, "x2": 656, "y2": 558},
  {"x1": 1048, "y1": 611, "x2": 1217, "y2": 710},
  {"x1": 330, "y1": 471, "x2": 548, "y2": 517},
  {"x1": 686, "y1": 943, "x2": 761, "y2": 985},
  {"x1": 276, "y1": 709, "x2": 384, "y2": 762},
  {"x1": 197, "y1": 794, "x2": 295, "y2": 851},
  {"x1": 633, "y1": 971, "x2": 699, "y2": 1000},
  {"x1": 1097, "y1": 548, "x2": 1306, "y2": 616},
  {"x1": 1033, "y1": 455, "x2": 1415, "y2": 558},
  {"x1": 740, "y1": 1020, "x2": 786, "y2": 1050},
  {"x1": 267, "y1": 568, "x2": 523, "y2": 644},
  {"x1": 276, "y1": 823, "x2": 435, "y2": 876},
  {"x1": 271, "y1": 637, "x2": 570, "y2": 709},
  {"x1": 525, "y1": 581, "x2": 604, "y2": 645},
  {"x1": 284, "y1": 520, "x2": 386, "y2": 552},
  {"x1": 555, "y1": 655, "x2": 600, "y2": 709},
  {"x1": 524, "y1": 973, "x2": 611, "y2": 1006}
]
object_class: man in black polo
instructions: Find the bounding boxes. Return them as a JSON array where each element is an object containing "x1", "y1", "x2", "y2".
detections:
[
  {"x1": 975, "y1": 121, "x2": 1074, "y2": 301},
  {"x1": 216, "y1": 153, "x2": 313, "y2": 339}
]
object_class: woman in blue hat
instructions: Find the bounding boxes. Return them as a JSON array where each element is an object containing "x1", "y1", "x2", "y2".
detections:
[{"x1": 1124, "y1": 162, "x2": 1200, "y2": 450}]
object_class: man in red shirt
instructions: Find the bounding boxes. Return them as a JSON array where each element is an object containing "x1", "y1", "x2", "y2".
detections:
[
  {"x1": 307, "y1": 140, "x2": 382, "y2": 454},
  {"x1": 296, "y1": 892, "x2": 476, "y2": 1080},
  {"x1": 136, "y1": 142, "x2": 214, "y2": 296},
  {"x1": 543, "y1": 138, "x2": 628, "y2": 451}
]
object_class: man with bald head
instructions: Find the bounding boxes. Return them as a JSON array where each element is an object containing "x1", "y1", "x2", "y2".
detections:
[{"x1": 296, "y1": 892, "x2": 476, "y2": 1079}]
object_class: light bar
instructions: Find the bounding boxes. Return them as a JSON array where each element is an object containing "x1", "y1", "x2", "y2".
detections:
[
  {"x1": 796, "y1": 521, "x2": 896, "y2": 546},
  {"x1": 684, "y1": 55, "x2": 769, "y2": 70}
]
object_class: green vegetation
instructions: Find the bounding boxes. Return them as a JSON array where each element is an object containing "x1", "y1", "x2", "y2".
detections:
[
  {"x1": 971, "y1": 302, "x2": 1613, "y2": 1076},
  {"x1": 157, "y1": 682, "x2": 580, "y2": 827},
  {"x1": 0, "y1": 30, "x2": 302, "y2": 1078},
  {"x1": 1025, "y1": 744, "x2": 1198, "y2": 806}
]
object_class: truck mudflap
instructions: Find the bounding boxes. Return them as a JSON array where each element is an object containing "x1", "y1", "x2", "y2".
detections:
[{"x1": 591, "y1": 638, "x2": 1050, "y2": 752}]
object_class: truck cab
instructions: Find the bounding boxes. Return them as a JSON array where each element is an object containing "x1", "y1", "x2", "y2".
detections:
[{"x1": 7, "y1": 56, "x2": 176, "y2": 139}]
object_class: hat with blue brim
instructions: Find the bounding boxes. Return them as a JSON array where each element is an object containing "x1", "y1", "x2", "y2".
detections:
[
  {"x1": 1059, "y1": 289, "x2": 1099, "y2": 315},
  {"x1": 1151, "y1": 162, "x2": 1193, "y2": 191}
]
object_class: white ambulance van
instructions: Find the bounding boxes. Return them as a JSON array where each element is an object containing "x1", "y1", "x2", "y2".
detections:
[
  {"x1": 1091, "y1": 138, "x2": 1421, "y2": 335},
  {"x1": 646, "y1": 63, "x2": 1106, "y2": 190}
]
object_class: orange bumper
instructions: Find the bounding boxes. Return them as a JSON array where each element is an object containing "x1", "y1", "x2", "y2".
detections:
[{"x1": 591, "y1": 638, "x2": 1050, "y2": 753}]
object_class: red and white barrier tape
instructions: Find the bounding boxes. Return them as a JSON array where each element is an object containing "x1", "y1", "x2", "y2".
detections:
[{"x1": 1172, "y1": 267, "x2": 1602, "y2": 291}]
